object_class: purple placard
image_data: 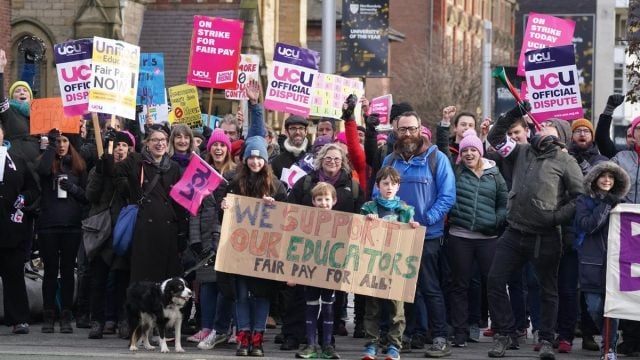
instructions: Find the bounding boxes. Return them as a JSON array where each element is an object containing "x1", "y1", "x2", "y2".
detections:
[
  {"x1": 619, "y1": 212, "x2": 640, "y2": 292},
  {"x1": 272, "y1": 42, "x2": 320, "y2": 69},
  {"x1": 524, "y1": 45, "x2": 576, "y2": 72},
  {"x1": 54, "y1": 39, "x2": 93, "y2": 116}
]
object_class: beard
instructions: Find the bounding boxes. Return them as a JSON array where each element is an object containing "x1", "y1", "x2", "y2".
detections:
[{"x1": 397, "y1": 134, "x2": 422, "y2": 155}]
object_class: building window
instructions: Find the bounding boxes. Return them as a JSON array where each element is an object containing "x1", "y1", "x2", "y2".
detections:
[{"x1": 614, "y1": 63, "x2": 624, "y2": 95}]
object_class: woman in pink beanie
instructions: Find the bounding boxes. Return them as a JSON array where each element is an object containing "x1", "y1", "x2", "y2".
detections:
[{"x1": 205, "y1": 128, "x2": 235, "y2": 176}]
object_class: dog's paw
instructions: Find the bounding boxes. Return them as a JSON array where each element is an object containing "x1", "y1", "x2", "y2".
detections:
[
  {"x1": 129, "y1": 345, "x2": 138, "y2": 352},
  {"x1": 143, "y1": 344, "x2": 156, "y2": 350},
  {"x1": 175, "y1": 346, "x2": 185, "y2": 353},
  {"x1": 160, "y1": 344, "x2": 170, "y2": 353}
]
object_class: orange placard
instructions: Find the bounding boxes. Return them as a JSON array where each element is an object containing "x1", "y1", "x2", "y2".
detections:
[{"x1": 30, "y1": 98, "x2": 81, "y2": 135}]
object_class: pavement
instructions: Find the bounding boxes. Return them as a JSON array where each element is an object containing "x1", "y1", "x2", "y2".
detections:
[{"x1": 0, "y1": 320, "x2": 621, "y2": 360}]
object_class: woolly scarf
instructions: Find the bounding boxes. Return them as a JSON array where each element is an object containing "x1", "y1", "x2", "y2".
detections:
[
  {"x1": 318, "y1": 169, "x2": 341, "y2": 185},
  {"x1": 9, "y1": 99, "x2": 30, "y2": 117},
  {"x1": 283, "y1": 138, "x2": 309, "y2": 157},
  {"x1": 375, "y1": 195, "x2": 401, "y2": 211},
  {"x1": 171, "y1": 152, "x2": 191, "y2": 169},
  {"x1": 142, "y1": 147, "x2": 172, "y2": 172}
]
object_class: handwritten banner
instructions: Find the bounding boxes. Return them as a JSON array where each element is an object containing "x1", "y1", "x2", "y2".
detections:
[
  {"x1": 53, "y1": 39, "x2": 93, "y2": 117},
  {"x1": 137, "y1": 53, "x2": 166, "y2": 106},
  {"x1": 605, "y1": 204, "x2": 640, "y2": 321},
  {"x1": 170, "y1": 154, "x2": 224, "y2": 215},
  {"x1": 264, "y1": 43, "x2": 320, "y2": 117},
  {"x1": 215, "y1": 194, "x2": 425, "y2": 302},
  {"x1": 187, "y1": 16, "x2": 244, "y2": 89},
  {"x1": 88, "y1": 37, "x2": 140, "y2": 119},
  {"x1": 168, "y1": 84, "x2": 202, "y2": 128},
  {"x1": 524, "y1": 45, "x2": 583, "y2": 121},
  {"x1": 309, "y1": 73, "x2": 364, "y2": 120},
  {"x1": 30, "y1": 98, "x2": 81, "y2": 134},
  {"x1": 225, "y1": 54, "x2": 260, "y2": 100},
  {"x1": 517, "y1": 13, "x2": 575, "y2": 77}
]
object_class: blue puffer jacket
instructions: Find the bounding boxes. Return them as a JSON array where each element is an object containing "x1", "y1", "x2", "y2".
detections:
[{"x1": 381, "y1": 142, "x2": 456, "y2": 240}]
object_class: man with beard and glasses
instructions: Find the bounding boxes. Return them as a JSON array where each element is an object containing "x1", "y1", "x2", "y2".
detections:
[
  {"x1": 270, "y1": 115, "x2": 310, "y2": 179},
  {"x1": 569, "y1": 119, "x2": 608, "y2": 176},
  {"x1": 380, "y1": 111, "x2": 456, "y2": 358},
  {"x1": 486, "y1": 103, "x2": 583, "y2": 360}
]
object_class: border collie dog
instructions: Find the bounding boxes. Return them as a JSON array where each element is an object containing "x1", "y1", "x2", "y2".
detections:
[{"x1": 126, "y1": 277, "x2": 192, "y2": 353}]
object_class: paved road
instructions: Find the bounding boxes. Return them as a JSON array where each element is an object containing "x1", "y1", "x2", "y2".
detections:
[{"x1": 0, "y1": 321, "x2": 615, "y2": 360}]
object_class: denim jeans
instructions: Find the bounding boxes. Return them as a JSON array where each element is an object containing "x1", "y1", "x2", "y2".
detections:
[
  {"x1": 526, "y1": 262, "x2": 541, "y2": 332},
  {"x1": 556, "y1": 249, "x2": 578, "y2": 342},
  {"x1": 487, "y1": 227, "x2": 561, "y2": 342},
  {"x1": 584, "y1": 292, "x2": 618, "y2": 349},
  {"x1": 200, "y1": 282, "x2": 233, "y2": 332},
  {"x1": 234, "y1": 276, "x2": 270, "y2": 331}
]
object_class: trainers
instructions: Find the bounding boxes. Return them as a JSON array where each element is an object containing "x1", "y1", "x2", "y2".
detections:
[
  {"x1": 362, "y1": 344, "x2": 377, "y2": 360},
  {"x1": 400, "y1": 336, "x2": 412, "y2": 353},
  {"x1": 296, "y1": 345, "x2": 320, "y2": 359},
  {"x1": 508, "y1": 335, "x2": 520, "y2": 350},
  {"x1": 197, "y1": 330, "x2": 219, "y2": 350},
  {"x1": 187, "y1": 328, "x2": 211, "y2": 343},
  {"x1": 468, "y1": 324, "x2": 480, "y2": 343},
  {"x1": 582, "y1": 335, "x2": 600, "y2": 351},
  {"x1": 538, "y1": 340, "x2": 555, "y2": 360},
  {"x1": 13, "y1": 323, "x2": 29, "y2": 334},
  {"x1": 236, "y1": 330, "x2": 250, "y2": 356},
  {"x1": 249, "y1": 330, "x2": 265, "y2": 357},
  {"x1": 424, "y1": 337, "x2": 452, "y2": 358},
  {"x1": 75, "y1": 313, "x2": 91, "y2": 329},
  {"x1": 103, "y1": 320, "x2": 116, "y2": 335},
  {"x1": 557, "y1": 340, "x2": 571, "y2": 353},
  {"x1": 532, "y1": 330, "x2": 539, "y2": 346},
  {"x1": 483, "y1": 328, "x2": 495, "y2": 337},
  {"x1": 384, "y1": 345, "x2": 400, "y2": 360},
  {"x1": 321, "y1": 344, "x2": 340, "y2": 359},
  {"x1": 452, "y1": 333, "x2": 466, "y2": 348},
  {"x1": 488, "y1": 335, "x2": 511, "y2": 358},
  {"x1": 601, "y1": 350, "x2": 618, "y2": 360}
]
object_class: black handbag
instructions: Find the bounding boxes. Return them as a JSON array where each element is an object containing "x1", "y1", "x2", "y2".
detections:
[{"x1": 81, "y1": 194, "x2": 115, "y2": 260}]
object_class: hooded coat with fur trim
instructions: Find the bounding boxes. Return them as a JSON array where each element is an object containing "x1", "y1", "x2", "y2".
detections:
[{"x1": 574, "y1": 161, "x2": 630, "y2": 293}]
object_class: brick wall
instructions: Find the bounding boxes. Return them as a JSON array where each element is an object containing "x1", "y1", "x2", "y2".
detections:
[{"x1": 1, "y1": 0, "x2": 11, "y2": 96}]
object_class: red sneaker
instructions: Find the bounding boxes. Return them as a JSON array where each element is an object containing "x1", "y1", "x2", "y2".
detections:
[
  {"x1": 557, "y1": 340, "x2": 572, "y2": 353},
  {"x1": 482, "y1": 328, "x2": 495, "y2": 337}
]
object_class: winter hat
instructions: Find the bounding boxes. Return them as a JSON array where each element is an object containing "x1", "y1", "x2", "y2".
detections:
[
  {"x1": 458, "y1": 129, "x2": 484, "y2": 157},
  {"x1": 231, "y1": 139, "x2": 244, "y2": 158},
  {"x1": 9, "y1": 81, "x2": 33, "y2": 100},
  {"x1": 206, "y1": 128, "x2": 232, "y2": 152},
  {"x1": 334, "y1": 132, "x2": 347, "y2": 145},
  {"x1": 60, "y1": 133, "x2": 82, "y2": 151},
  {"x1": 630, "y1": 116, "x2": 640, "y2": 132},
  {"x1": 376, "y1": 134, "x2": 388, "y2": 142},
  {"x1": 243, "y1": 136, "x2": 269, "y2": 162},
  {"x1": 389, "y1": 102, "x2": 414, "y2": 122},
  {"x1": 421, "y1": 126, "x2": 433, "y2": 140},
  {"x1": 115, "y1": 131, "x2": 134, "y2": 147},
  {"x1": 313, "y1": 135, "x2": 332, "y2": 153},
  {"x1": 193, "y1": 131, "x2": 205, "y2": 142},
  {"x1": 284, "y1": 115, "x2": 309, "y2": 128},
  {"x1": 571, "y1": 118, "x2": 594, "y2": 137},
  {"x1": 542, "y1": 118, "x2": 572, "y2": 145}
]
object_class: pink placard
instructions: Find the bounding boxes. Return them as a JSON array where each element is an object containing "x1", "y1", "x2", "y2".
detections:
[
  {"x1": 187, "y1": 16, "x2": 244, "y2": 89},
  {"x1": 517, "y1": 13, "x2": 575, "y2": 77},
  {"x1": 170, "y1": 155, "x2": 224, "y2": 215},
  {"x1": 369, "y1": 94, "x2": 393, "y2": 125}
]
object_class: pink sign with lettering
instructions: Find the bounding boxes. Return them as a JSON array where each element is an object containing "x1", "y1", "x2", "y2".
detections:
[{"x1": 517, "y1": 13, "x2": 575, "y2": 76}]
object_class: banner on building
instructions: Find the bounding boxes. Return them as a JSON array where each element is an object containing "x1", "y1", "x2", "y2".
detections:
[
  {"x1": 524, "y1": 45, "x2": 583, "y2": 121},
  {"x1": 54, "y1": 39, "x2": 93, "y2": 117},
  {"x1": 517, "y1": 12, "x2": 575, "y2": 76},
  {"x1": 137, "y1": 53, "x2": 166, "y2": 106},
  {"x1": 264, "y1": 43, "x2": 320, "y2": 117},
  {"x1": 88, "y1": 37, "x2": 140, "y2": 119},
  {"x1": 339, "y1": 0, "x2": 389, "y2": 77},
  {"x1": 215, "y1": 194, "x2": 425, "y2": 302},
  {"x1": 170, "y1": 154, "x2": 225, "y2": 216},
  {"x1": 225, "y1": 54, "x2": 260, "y2": 100},
  {"x1": 605, "y1": 204, "x2": 640, "y2": 322},
  {"x1": 309, "y1": 73, "x2": 364, "y2": 120},
  {"x1": 168, "y1": 84, "x2": 202, "y2": 128},
  {"x1": 30, "y1": 98, "x2": 81, "y2": 135},
  {"x1": 187, "y1": 16, "x2": 244, "y2": 89}
]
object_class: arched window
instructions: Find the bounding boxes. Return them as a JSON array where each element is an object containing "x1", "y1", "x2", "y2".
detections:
[{"x1": 10, "y1": 18, "x2": 57, "y2": 98}]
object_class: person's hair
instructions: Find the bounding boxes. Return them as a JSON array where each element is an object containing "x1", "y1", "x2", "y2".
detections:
[
  {"x1": 313, "y1": 143, "x2": 351, "y2": 172},
  {"x1": 145, "y1": 127, "x2": 168, "y2": 144},
  {"x1": 593, "y1": 171, "x2": 614, "y2": 193},
  {"x1": 460, "y1": 147, "x2": 484, "y2": 172},
  {"x1": 52, "y1": 140, "x2": 86, "y2": 177},
  {"x1": 453, "y1": 112, "x2": 477, "y2": 127},
  {"x1": 376, "y1": 166, "x2": 401, "y2": 185},
  {"x1": 318, "y1": 118, "x2": 336, "y2": 131},
  {"x1": 220, "y1": 114, "x2": 239, "y2": 131},
  {"x1": 168, "y1": 124, "x2": 195, "y2": 156},
  {"x1": 397, "y1": 111, "x2": 421, "y2": 125},
  {"x1": 266, "y1": 126, "x2": 276, "y2": 142},
  {"x1": 235, "y1": 160, "x2": 276, "y2": 198},
  {"x1": 205, "y1": 145, "x2": 236, "y2": 175},
  {"x1": 508, "y1": 117, "x2": 528, "y2": 132},
  {"x1": 311, "y1": 182, "x2": 337, "y2": 201}
]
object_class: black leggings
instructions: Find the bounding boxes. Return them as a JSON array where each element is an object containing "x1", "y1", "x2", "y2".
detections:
[{"x1": 39, "y1": 232, "x2": 81, "y2": 311}]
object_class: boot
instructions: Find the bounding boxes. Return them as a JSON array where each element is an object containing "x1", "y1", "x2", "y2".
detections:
[
  {"x1": 41, "y1": 309, "x2": 55, "y2": 333},
  {"x1": 60, "y1": 309, "x2": 74, "y2": 333},
  {"x1": 88, "y1": 321, "x2": 104, "y2": 339},
  {"x1": 236, "y1": 330, "x2": 250, "y2": 356},
  {"x1": 250, "y1": 330, "x2": 265, "y2": 357}
]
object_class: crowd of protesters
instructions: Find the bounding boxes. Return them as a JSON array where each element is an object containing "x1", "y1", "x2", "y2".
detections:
[{"x1": 1, "y1": 46, "x2": 638, "y2": 360}]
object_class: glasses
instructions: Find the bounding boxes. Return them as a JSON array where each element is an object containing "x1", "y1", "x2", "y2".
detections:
[
  {"x1": 572, "y1": 129, "x2": 591, "y2": 135},
  {"x1": 223, "y1": 130, "x2": 237, "y2": 136},
  {"x1": 148, "y1": 138, "x2": 167, "y2": 144},
  {"x1": 397, "y1": 126, "x2": 419, "y2": 134},
  {"x1": 323, "y1": 156, "x2": 342, "y2": 163},
  {"x1": 288, "y1": 126, "x2": 307, "y2": 133}
]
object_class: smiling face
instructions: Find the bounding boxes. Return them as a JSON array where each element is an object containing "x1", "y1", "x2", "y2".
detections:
[
  {"x1": 597, "y1": 172, "x2": 615, "y2": 193},
  {"x1": 172, "y1": 132, "x2": 191, "y2": 154},
  {"x1": 507, "y1": 123, "x2": 528, "y2": 144},
  {"x1": 146, "y1": 131, "x2": 168, "y2": 159},
  {"x1": 286, "y1": 124, "x2": 307, "y2": 147},
  {"x1": 461, "y1": 147, "x2": 481, "y2": 170},
  {"x1": 321, "y1": 149, "x2": 343, "y2": 177},
  {"x1": 378, "y1": 176, "x2": 400, "y2": 200},
  {"x1": 312, "y1": 193, "x2": 336, "y2": 209},
  {"x1": 209, "y1": 142, "x2": 228, "y2": 164},
  {"x1": 12, "y1": 86, "x2": 31, "y2": 103},
  {"x1": 246, "y1": 155, "x2": 265, "y2": 173},
  {"x1": 57, "y1": 136, "x2": 70, "y2": 156}
]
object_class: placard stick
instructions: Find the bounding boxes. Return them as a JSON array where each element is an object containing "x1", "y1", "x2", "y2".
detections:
[
  {"x1": 207, "y1": 88, "x2": 214, "y2": 128},
  {"x1": 92, "y1": 112, "x2": 104, "y2": 157},
  {"x1": 108, "y1": 113, "x2": 116, "y2": 154}
]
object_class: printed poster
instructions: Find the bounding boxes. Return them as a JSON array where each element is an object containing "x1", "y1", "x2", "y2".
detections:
[
  {"x1": 309, "y1": 73, "x2": 364, "y2": 121},
  {"x1": 370, "y1": 94, "x2": 393, "y2": 129},
  {"x1": 168, "y1": 84, "x2": 202, "y2": 128},
  {"x1": 517, "y1": 13, "x2": 575, "y2": 76},
  {"x1": 225, "y1": 54, "x2": 260, "y2": 100},
  {"x1": 53, "y1": 38, "x2": 93, "y2": 117}
]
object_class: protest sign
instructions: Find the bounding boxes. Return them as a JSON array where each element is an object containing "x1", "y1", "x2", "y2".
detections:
[
  {"x1": 137, "y1": 53, "x2": 166, "y2": 106},
  {"x1": 264, "y1": 43, "x2": 320, "y2": 117},
  {"x1": 370, "y1": 94, "x2": 393, "y2": 129},
  {"x1": 517, "y1": 13, "x2": 575, "y2": 76},
  {"x1": 168, "y1": 84, "x2": 202, "y2": 128},
  {"x1": 339, "y1": 0, "x2": 389, "y2": 77},
  {"x1": 524, "y1": 45, "x2": 583, "y2": 121},
  {"x1": 225, "y1": 54, "x2": 260, "y2": 100},
  {"x1": 215, "y1": 194, "x2": 425, "y2": 302},
  {"x1": 88, "y1": 37, "x2": 140, "y2": 119},
  {"x1": 170, "y1": 154, "x2": 224, "y2": 216},
  {"x1": 309, "y1": 73, "x2": 364, "y2": 120},
  {"x1": 605, "y1": 204, "x2": 640, "y2": 321},
  {"x1": 54, "y1": 39, "x2": 93, "y2": 117},
  {"x1": 280, "y1": 164, "x2": 308, "y2": 189},
  {"x1": 187, "y1": 16, "x2": 244, "y2": 89},
  {"x1": 30, "y1": 98, "x2": 81, "y2": 135}
]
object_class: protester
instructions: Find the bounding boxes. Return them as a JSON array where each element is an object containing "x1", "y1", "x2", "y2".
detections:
[
  {"x1": 317, "y1": 117, "x2": 336, "y2": 139},
  {"x1": 219, "y1": 114, "x2": 241, "y2": 141},
  {"x1": 221, "y1": 135, "x2": 287, "y2": 357},
  {"x1": 37, "y1": 130, "x2": 88, "y2": 334},
  {"x1": 0, "y1": 123, "x2": 39, "y2": 335},
  {"x1": 270, "y1": 115, "x2": 310, "y2": 179},
  {"x1": 168, "y1": 123, "x2": 196, "y2": 172},
  {"x1": 436, "y1": 106, "x2": 477, "y2": 161},
  {"x1": 595, "y1": 94, "x2": 627, "y2": 158},
  {"x1": 381, "y1": 111, "x2": 456, "y2": 358},
  {"x1": 360, "y1": 166, "x2": 420, "y2": 360},
  {"x1": 570, "y1": 119, "x2": 608, "y2": 175}
]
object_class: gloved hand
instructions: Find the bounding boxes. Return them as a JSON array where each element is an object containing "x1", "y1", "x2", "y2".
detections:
[
  {"x1": 506, "y1": 101, "x2": 531, "y2": 119},
  {"x1": 59, "y1": 178, "x2": 80, "y2": 195},
  {"x1": 103, "y1": 128, "x2": 116, "y2": 145},
  {"x1": 365, "y1": 113, "x2": 380, "y2": 129},
  {"x1": 95, "y1": 153, "x2": 114, "y2": 175},
  {"x1": 602, "y1": 194, "x2": 618, "y2": 206},
  {"x1": 341, "y1": 94, "x2": 357, "y2": 121},
  {"x1": 604, "y1": 94, "x2": 625, "y2": 116},
  {"x1": 47, "y1": 129, "x2": 60, "y2": 149}
]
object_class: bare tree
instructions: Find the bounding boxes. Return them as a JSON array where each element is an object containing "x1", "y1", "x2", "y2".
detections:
[{"x1": 627, "y1": 0, "x2": 640, "y2": 103}]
